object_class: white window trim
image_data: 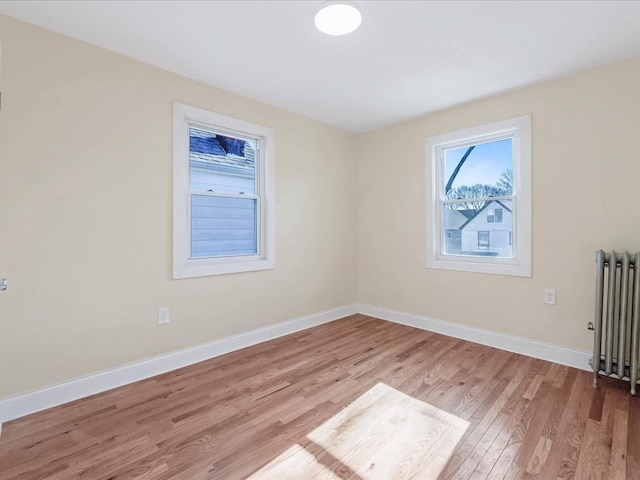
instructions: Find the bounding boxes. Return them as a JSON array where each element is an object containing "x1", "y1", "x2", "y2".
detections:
[
  {"x1": 173, "y1": 102, "x2": 275, "y2": 279},
  {"x1": 425, "y1": 114, "x2": 531, "y2": 277}
]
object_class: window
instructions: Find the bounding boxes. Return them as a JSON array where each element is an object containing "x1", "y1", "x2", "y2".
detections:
[
  {"x1": 487, "y1": 208, "x2": 502, "y2": 223},
  {"x1": 173, "y1": 103, "x2": 275, "y2": 278},
  {"x1": 478, "y1": 231, "x2": 490, "y2": 249},
  {"x1": 426, "y1": 115, "x2": 531, "y2": 276}
]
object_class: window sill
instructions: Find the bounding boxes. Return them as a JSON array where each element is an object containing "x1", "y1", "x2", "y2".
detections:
[
  {"x1": 426, "y1": 256, "x2": 531, "y2": 277},
  {"x1": 173, "y1": 258, "x2": 275, "y2": 279}
]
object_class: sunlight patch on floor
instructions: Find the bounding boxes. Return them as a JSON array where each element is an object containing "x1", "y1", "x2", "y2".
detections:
[
  {"x1": 248, "y1": 443, "x2": 342, "y2": 480},
  {"x1": 249, "y1": 382, "x2": 469, "y2": 479}
]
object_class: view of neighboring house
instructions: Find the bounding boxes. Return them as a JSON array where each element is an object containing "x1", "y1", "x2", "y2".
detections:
[
  {"x1": 443, "y1": 200, "x2": 512, "y2": 257},
  {"x1": 443, "y1": 208, "x2": 474, "y2": 254},
  {"x1": 189, "y1": 127, "x2": 256, "y2": 193},
  {"x1": 189, "y1": 128, "x2": 258, "y2": 258}
]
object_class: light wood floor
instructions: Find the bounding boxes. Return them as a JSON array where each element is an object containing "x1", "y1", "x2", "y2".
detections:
[{"x1": 0, "y1": 315, "x2": 638, "y2": 479}]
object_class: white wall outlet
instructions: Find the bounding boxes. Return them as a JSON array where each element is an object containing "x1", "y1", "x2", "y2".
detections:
[
  {"x1": 544, "y1": 289, "x2": 556, "y2": 305},
  {"x1": 158, "y1": 307, "x2": 170, "y2": 325}
]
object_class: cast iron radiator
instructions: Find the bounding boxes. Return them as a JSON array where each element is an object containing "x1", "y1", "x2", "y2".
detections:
[{"x1": 591, "y1": 250, "x2": 640, "y2": 395}]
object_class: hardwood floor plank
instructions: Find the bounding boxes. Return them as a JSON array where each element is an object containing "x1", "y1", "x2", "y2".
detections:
[
  {"x1": 610, "y1": 407, "x2": 628, "y2": 480},
  {"x1": 588, "y1": 385, "x2": 606, "y2": 422},
  {"x1": 450, "y1": 413, "x2": 509, "y2": 480},
  {"x1": 473, "y1": 394, "x2": 530, "y2": 479},
  {"x1": 575, "y1": 418, "x2": 610, "y2": 480},
  {"x1": 513, "y1": 381, "x2": 560, "y2": 468},
  {"x1": 0, "y1": 315, "x2": 636, "y2": 480},
  {"x1": 554, "y1": 374, "x2": 594, "y2": 480},
  {"x1": 627, "y1": 394, "x2": 640, "y2": 480}
]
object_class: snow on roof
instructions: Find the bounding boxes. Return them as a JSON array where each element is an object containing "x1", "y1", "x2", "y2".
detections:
[{"x1": 189, "y1": 127, "x2": 255, "y2": 171}]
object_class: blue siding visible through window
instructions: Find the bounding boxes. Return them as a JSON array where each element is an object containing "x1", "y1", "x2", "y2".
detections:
[
  {"x1": 190, "y1": 195, "x2": 257, "y2": 258},
  {"x1": 188, "y1": 126, "x2": 258, "y2": 259}
]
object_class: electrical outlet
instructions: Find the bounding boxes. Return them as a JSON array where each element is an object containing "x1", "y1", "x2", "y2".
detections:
[
  {"x1": 158, "y1": 307, "x2": 170, "y2": 325},
  {"x1": 544, "y1": 289, "x2": 556, "y2": 305}
]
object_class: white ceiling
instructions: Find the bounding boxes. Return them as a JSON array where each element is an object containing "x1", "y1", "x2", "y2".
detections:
[{"x1": 1, "y1": 1, "x2": 640, "y2": 132}]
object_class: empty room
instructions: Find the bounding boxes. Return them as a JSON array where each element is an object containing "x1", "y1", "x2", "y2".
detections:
[{"x1": 1, "y1": 1, "x2": 640, "y2": 479}]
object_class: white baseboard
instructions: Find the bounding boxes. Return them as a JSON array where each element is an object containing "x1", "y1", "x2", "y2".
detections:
[
  {"x1": 0, "y1": 304, "x2": 358, "y2": 424},
  {"x1": 358, "y1": 304, "x2": 591, "y2": 372},
  {"x1": 0, "y1": 302, "x2": 591, "y2": 426}
]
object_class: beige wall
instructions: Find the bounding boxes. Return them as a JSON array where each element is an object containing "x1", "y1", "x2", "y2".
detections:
[
  {"x1": 3, "y1": 12, "x2": 640, "y2": 402},
  {"x1": 356, "y1": 56, "x2": 640, "y2": 353},
  {"x1": 0, "y1": 16, "x2": 357, "y2": 400}
]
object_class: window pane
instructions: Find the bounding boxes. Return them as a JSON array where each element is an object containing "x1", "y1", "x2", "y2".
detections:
[
  {"x1": 442, "y1": 199, "x2": 513, "y2": 258},
  {"x1": 444, "y1": 138, "x2": 513, "y2": 201},
  {"x1": 191, "y1": 195, "x2": 257, "y2": 258},
  {"x1": 478, "y1": 231, "x2": 490, "y2": 249},
  {"x1": 189, "y1": 127, "x2": 256, "y2": 195}
]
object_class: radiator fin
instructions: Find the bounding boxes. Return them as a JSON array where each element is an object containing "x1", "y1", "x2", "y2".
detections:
[{"x1": 592, "y1": 250, "x2": 640, "y2": 395}]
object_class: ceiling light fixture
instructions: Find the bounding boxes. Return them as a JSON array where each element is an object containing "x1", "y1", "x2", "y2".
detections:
[{"x1": 314, "y1": 1, "x2": 362, "y2": 36}]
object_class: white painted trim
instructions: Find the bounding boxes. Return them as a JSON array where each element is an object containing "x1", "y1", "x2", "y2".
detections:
[
  {"x1": 172, "y1": 102, "x2": 276, "y2": 279},
  {"x1": 0, "y1": 302, "x2": 590, "y2": 425},
  {"x1": 358, "y1": 304, "x2": 591, "y2": 371},
  {"x1": 0, "y1": 305, "x2": 358, "y2": 423},
  {"x1": 425, "y1": 114, "x2": 532, "y2": 277}
]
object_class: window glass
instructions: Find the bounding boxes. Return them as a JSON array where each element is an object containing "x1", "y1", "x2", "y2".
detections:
[
  {"x1": 173, "y1": 102, "x2": 275, "y2": 278},
  {"x1": 442, "y1": 200, "x2": 512, "y2": 258},
  {"x1": 441, "y1": 137, "x2": 513, "y2": 259},
  {"x1": 191, "y1": 195, "x2": 257, "y2": 258},
  {"x1": 478, "y1": 231, "x2": 490, "y2": 249},
  {"x1": 426, "y1": 114, "x2": 531, "y2": 277},
  {"x1": 188, "y1": 127, "x2": 259, "y2": 259},
  {"x1": 444, "y1": 138, "x2": 512, "y2": 196},
  {"x1": 189, "y1": 127, "x2": 256, "y2": 195}
]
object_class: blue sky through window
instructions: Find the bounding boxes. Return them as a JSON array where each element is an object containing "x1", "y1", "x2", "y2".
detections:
[{"x1": 445, "y1": 138, "x2": 512, "y2": 189}]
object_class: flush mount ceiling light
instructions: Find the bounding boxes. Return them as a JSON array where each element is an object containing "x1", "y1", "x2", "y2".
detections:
[{"x1": 314, "y1": 1, "x2": 362, "y2": 36}]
